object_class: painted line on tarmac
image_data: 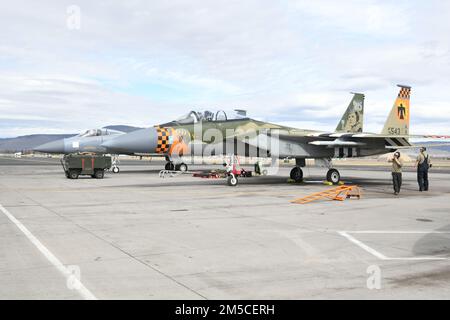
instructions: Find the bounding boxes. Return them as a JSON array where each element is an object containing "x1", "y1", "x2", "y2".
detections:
[
  {"x1": 338, "y1": 230, "x2": 450, "y2": 261},
  {"x1": 0, "y1": 203, "x2": 97, "y2": 300},
  {"x1": 338, "y1": 231, "x2": 388, "y2": 260},
  {"x1": 346, "y1": 230, "x2": 450, "y2": 234}
]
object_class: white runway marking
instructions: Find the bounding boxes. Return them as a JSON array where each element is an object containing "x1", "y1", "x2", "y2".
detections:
[
  {"x1": 338, "y1": 231, "x2": 388, "y2": 260},
  {"x1": 347, "y1": 230, "x2": 450, "y2": 234},
  {"x1": 0, "y1": 203, "x2": 97, "y2": 300},
  {"x1": 338, "y1": 230, "x2": 450, "y2": 261}
]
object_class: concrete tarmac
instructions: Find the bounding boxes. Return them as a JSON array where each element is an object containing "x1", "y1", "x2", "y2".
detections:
[{"x1": 1, "y1": 156, "x2": 450, "y2": 299}]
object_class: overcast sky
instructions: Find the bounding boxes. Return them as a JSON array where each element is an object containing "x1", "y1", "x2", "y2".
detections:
[{"x1": 1, "y1": 0, "x2": 449, "y2": 137}]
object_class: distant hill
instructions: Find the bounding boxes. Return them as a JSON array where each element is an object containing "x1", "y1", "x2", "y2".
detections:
[
  {"x1": 412, "y1": 142, "x2": 450, "y2": 154},
  {"x1": 424, "y1": 146, "x2": 450, "y2": 158},
  {"x1": 0, "y1": 125, "x2": 143, "y2": 153},
  {"x1": 432, "y1": 145, "x2": 450, "y2": 152},
  {"x1": 0, "y1": 134, "x2": 76, "y2": 153}
]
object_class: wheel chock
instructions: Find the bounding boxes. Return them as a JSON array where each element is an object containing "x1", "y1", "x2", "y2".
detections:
[
  {"x1": 323, "y1": 181, "x2": 344, "y2": 186},
  {"x1": 287, "y1": 178, "x2": 304, "y2": 184}
]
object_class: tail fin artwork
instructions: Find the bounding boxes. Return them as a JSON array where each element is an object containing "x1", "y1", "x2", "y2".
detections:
[
  {"x1": 382, "y1": 85, "x2": 411, "y2": 136},
  {"x1": 335, "y1": 93, "x2": 365, "y2": 133}
]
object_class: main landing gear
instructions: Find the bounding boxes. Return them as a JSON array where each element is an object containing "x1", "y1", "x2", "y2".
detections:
[
  {"x1": 326, "y1": 168, "x2": 341, "y2": 184},
  {"x1": 290, "y1": 159, "x2": 341, "y2": 185},
  {"x1": 290, "y1": 166, "x2": 304, "y2": 182},
  {"x1": 165, "y1": 161, "x2": 188, "y2": 172}
]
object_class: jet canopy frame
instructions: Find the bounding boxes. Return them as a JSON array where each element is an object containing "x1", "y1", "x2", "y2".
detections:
[
  {"x1": 174, "y1": 109, "x2": 248, "y2": 124},
  {"x1": 77, "y1": 128, "x2": 123, "y2": 137}
]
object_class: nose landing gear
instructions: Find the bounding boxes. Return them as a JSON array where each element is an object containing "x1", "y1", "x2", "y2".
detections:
[
  {"x1": 175, "y1": 163, "x2": 188, "y2": 172},
  {"x1": 165, "y1": 162, "x2": 175, "y2": 170},
  {"x1": 165, "y1": 161, "x2": 188, "y2": 172},
  {"x1": 111, "y1": 155, "x2": 120, "y2": 173}
]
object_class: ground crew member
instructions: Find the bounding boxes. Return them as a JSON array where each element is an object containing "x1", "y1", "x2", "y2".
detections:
[
  {"x1": 416, "y1": 147, "x2": 431, "y2": 191},
  {"x1": 389, "y1": 151, "x2": 403, "y2": 195}
]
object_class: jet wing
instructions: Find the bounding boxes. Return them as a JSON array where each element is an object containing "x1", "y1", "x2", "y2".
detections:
[
  {"x1": 383, "y1": 143, "x2": 450, "y2": 149},
  {"x1": 305, "y1": 132, "x2": 450, "y2": 139},
  {"x1": 349, "y1": 133, "x2": 450, "y2": 139},
  {"x1": 306, "y1": 133, "x2": 450, "y2": 149},
  {"x1": 226, "y1": 128, "x2": 450, "y2": 154}
]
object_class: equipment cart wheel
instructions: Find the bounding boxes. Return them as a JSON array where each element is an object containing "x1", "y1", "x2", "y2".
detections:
[
  {"x1": 227, "y1": 174, "x2": 238, "y2": 186},
  {"x1": 94, "y1": 169, "x2": 105, "y2": 179},
  {"x1": 112, "y1": 166, "x2": 120, "y2": 173},
  {"x1": 326, "y1": 169, "x2": 341, "y2": 184},
  {"x1": 69, "y1": 169, "x2": 79, "y2": 179}
]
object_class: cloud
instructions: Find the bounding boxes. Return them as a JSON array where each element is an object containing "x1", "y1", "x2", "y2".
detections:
[
  {"x1": 0, "y1": 0, "x2": 450, "y2": 137},
  {"x1": 290, "y1": 0, "x2": 411, "y2": 36}
]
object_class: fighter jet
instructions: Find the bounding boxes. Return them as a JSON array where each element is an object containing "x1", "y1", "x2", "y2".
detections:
[
  {"x1": 101, "y1": 91, "x2": 371, "y2": 180},
  {"x1": 33, "y1": 126, "x2": 142, "y2": 173}
]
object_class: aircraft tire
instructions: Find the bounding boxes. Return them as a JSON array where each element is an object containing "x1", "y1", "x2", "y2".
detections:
[
  {"x1": 326, "y1": 169, "x2": 340, "y2": 184},
  {"x1": 177, "y1": 163, "x2": 188, "y2": 172},
  {"x1": 227, "y1": 174, "x2": 238, "y2": 186},
  {"x1": 290, "y1": 167, "x2": 303, "y2": 182},
  {"x1": 165, "y1": 162, "x2": 175, "y2": 170}
]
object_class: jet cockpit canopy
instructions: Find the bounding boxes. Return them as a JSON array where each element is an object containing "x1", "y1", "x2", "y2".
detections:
[
  {"x1": 77, "y1": 128, "x2": 122, "y2": 137},
  {"x1": 174, "y1": 109, "x2": 248, "y2": 124}
]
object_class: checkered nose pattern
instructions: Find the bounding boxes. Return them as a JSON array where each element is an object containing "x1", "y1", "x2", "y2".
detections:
[{"x1": 155, "y1": 127, "x2": 174, "y2": 154}]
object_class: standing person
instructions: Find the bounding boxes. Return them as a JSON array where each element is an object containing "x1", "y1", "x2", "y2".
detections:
[
  {"x1": 389, "y1": 151, "x2": 403, "y2": 195},
  {"x1": 416, "y1": 147, "x2": 431, "y2": 191}
]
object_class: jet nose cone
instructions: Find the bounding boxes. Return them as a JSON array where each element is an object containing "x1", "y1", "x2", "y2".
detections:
[
  {"x1": 102, "y1": 128, "x2": 158, "y2": 154},
  {"x1": 33, "y1": 140, "x2": 65, "y2": 153}
]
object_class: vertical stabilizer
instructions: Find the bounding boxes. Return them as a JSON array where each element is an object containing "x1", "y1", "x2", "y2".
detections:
[
  {"x1": 335, "y1": 93, "x2": 365, "y2": 133},
  {"x1": 382, "y1": 85, "x2": 411, "y2": 136}
]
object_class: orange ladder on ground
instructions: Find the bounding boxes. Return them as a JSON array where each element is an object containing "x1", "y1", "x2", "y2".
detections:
[{"x1": 291, "y1": 185, "x2": 362, "y2": 204}]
